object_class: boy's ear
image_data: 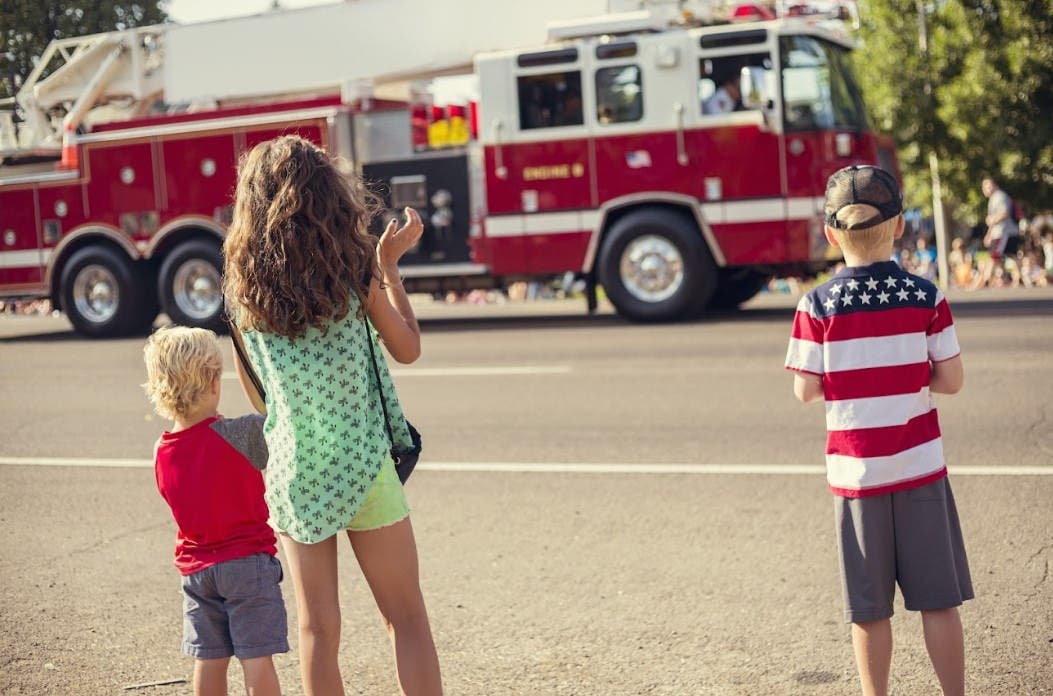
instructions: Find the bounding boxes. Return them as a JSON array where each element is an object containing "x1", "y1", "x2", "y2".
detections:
[
  {"x1": 212, "y1": 374, "x2": 222, "y2": 396},
  {"x1": 893, "y1": 215, "x2": 906, "y2": 240},
  {"x1": 824, "y1": 225, "x2": 841, "y2": 249}
]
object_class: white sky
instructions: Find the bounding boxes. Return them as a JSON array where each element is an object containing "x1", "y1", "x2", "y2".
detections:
[{"x1": 164, "y1": 0, "x2": 336, "y2": 24}]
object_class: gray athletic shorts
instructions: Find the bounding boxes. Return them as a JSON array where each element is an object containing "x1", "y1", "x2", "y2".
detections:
[
  {"x1": 835, "y1": 477, "x2": 973, "y2": 624},
  {"x1": 181, "y1": 553, "x2": 289, "y2": 660}
]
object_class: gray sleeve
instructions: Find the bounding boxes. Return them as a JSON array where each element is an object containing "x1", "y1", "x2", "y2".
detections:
[{"x1": 210, "y1": 415, "x2": 269, "y2": 471}]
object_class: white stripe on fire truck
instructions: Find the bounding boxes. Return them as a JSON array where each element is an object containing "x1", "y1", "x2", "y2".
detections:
[
  {"x1": 486, "y1": 214, "x2": 586, "y2": 238},
  {"x1": 787, "y1": 196, "x2": 825, "y2": 219},
  {"x1": 485, "y1": 197, "x2": 824, "y2": 239},
  {"x1": 0, "y1": 249, "x2": 51, "y2": 269}
]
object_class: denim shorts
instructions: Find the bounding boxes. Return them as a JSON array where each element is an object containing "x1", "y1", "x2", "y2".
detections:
[
  {"x1": 181, "y1": 553, "x2": 289, "y2": 660},
  {"x1": 347, "y1": 455, "x2": 410, "y2": 532}
]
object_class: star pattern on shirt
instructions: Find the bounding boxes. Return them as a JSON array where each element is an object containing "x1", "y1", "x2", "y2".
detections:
[{"x1": 820, "y1": 273, "x2": 935, "y2": 317}]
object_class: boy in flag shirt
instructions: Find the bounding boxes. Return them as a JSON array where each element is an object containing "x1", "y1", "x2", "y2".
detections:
[{"x1": 786, "y1": 166, "x2": 972, "y2": 696}]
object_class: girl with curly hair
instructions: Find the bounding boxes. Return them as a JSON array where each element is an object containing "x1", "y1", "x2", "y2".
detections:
[{"x1": 224, "y1": 135, "x2": 442, "y2": 695}]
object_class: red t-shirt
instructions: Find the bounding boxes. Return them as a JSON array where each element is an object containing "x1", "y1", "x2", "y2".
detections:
[{"x1": 154, "y1": 415, "x2": 276, "y2": 575}]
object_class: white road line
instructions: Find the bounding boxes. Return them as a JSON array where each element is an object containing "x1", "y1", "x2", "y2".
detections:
[
  {"x1": 222, "y1": 365, "x2": 572, "y2": 381},
  {"x1": 0, "y1": 458, "x2": 1050, "y2": 476}
]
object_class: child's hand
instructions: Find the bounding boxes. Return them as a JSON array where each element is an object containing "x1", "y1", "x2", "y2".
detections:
[{"x1": 377, "y1": 207, "x2": 424, "y2": 274}]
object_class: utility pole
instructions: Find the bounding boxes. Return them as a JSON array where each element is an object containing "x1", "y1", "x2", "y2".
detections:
[{"x1": 917, "y1": 0, "x2": 949, "y2": 290}]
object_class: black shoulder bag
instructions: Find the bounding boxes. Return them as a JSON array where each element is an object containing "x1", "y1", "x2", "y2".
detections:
[{"x1": 365, "y1": 321, "x2": 422, "y2": 483}]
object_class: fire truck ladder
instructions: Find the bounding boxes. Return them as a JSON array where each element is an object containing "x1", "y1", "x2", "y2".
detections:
[{"x1": 0, "y1": 26, "x2": 165, "y2": 159}]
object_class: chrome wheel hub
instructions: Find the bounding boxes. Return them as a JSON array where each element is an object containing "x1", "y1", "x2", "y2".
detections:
[
  {"x1": 619, "y1": 235, "x2": 684, "y2": 303},
  {"x1": 72, "y1": 264, "x2": 119, "y2": 324},
  {"x1": 172, "y1": 259, "x2": 222, "y2": 320}
]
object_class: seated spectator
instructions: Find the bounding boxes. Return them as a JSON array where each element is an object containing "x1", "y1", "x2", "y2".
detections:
[
  {"x1": 913, "y1": 237, "x2": 937, "y2": 280},
  {"x1": 948, "y1": 238, "x2": 974, "y2": 288}
]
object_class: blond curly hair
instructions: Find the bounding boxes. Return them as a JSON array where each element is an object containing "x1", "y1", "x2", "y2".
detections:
[
  {"x1": 223, "y1": 135, "x2": 379, "y2": 339},
  {"x1": 143, "y1": 326, "x2": 223, "y2": 420}
]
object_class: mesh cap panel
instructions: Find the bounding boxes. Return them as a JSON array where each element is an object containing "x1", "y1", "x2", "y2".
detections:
[{"x1": 824, "y1": 165, "x2": 903, "y2": 230}]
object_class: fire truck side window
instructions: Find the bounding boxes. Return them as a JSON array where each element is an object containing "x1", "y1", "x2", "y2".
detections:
[
  {"x1": 517, "y1": 71, "x2": 584, "y2": 130},
  {"x1": 595, "y1": 65, "x2": 643, "y2": 125},
  {"x1": 699, "y1": 53, "x2": 772, "y2": 116}
]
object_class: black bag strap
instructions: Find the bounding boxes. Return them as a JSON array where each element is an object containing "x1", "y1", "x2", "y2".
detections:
[
  {"x1": 364, "y1": 318, "x2": 396, "y2": 447},
  {"x1": 227, "y1": 314, "x2": 267, "y2": 403}
]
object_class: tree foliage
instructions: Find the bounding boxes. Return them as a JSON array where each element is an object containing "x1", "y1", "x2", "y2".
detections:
[
  {"x1": 0, "y1": 1, "x2": 168, "y2": 100},
  {"x1": 853, "y1": 0, "x2": 1053, "y2": 224}
]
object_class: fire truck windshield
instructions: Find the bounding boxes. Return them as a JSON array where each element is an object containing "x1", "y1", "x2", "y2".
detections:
[{"x1": 780, "y1": 35, "x2": 867, "y2": 132}]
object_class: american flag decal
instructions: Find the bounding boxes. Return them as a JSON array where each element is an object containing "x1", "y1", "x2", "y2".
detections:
[
  {"x1": 625, "y1": 150, "x2": 652, "y2": 169},
  {"x1": 785, "y1": 261, "x2": 961, "y2": 498}
]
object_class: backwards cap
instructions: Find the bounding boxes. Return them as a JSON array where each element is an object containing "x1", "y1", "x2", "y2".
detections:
[{"x1": 824, "y1": 165, "x2": 903, "y2": 231}]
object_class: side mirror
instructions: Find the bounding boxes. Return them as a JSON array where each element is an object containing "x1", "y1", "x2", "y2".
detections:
[{"x1": 740, "y1": 66, "x2": 772, "y2": 110}]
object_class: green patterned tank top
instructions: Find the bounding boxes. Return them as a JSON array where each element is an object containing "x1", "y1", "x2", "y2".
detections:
[{"x1": 237, "y1": 302, "x2": 412, "y2": 544}]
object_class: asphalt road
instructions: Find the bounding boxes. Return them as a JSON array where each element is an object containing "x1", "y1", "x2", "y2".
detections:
[{"x1": 1, "y1": 288, "x2": 1051, "y2": 695}]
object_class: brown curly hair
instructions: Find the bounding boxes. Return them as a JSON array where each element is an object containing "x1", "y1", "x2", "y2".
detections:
[{"x1": 223, "y1": 135, "x2": 378, "y2": 338}]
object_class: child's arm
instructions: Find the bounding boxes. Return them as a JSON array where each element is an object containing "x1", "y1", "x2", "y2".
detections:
[
  {"x1": 366, "y1": 207, "x2": 424, "y2": 364},
  {"x1": 793, "y1": 372, "x2": 824, "y2": 403},
  {"x1": 930, "y1": 355, "x2": 964, "y2": 394}
]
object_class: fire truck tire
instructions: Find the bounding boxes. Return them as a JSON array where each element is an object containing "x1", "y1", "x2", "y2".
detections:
[
  {"x1": 158, "y1": 240, "x2": 226, "y2": 332},
  {"x1": 707, "y1": 268, "x2": 770, "y2": 310},
  {"x1": 598, "y1": 209, "x2": 716, "y2": 322},
  {"x1": 60, "y1": 246, "x2": 151, "y2": 338}
]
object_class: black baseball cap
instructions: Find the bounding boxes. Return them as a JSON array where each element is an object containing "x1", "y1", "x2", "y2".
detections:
[{"x1": 824, "y1": 165, "x2": 903, "y2": 231}]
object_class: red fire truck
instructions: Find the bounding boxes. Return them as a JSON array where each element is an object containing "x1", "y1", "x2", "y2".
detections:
[{"x1": 0, "y1": 1, "x2": 895, "y2": 336}]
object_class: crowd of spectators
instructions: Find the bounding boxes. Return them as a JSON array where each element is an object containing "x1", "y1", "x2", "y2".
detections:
[
  {"x1": 895, "y1": 212, "x2": 1053, "y2": 289},
  {"x1": 0, "y1": 298, "x2": 54, "y2": 316}
]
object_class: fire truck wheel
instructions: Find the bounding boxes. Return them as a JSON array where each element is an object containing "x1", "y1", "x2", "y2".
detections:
[
  {"x1": 159, "y1": 241, "x2": 225, "y2": 332},
  {"x1": 60, "y1": 246, "x2": 150, "y2": 338},
  {"x1": 598, "y1": 209, "x2": 716, "y2": 322},
  {"x1": 707, "y1": 268, "x2": 770, "y2": 310}
]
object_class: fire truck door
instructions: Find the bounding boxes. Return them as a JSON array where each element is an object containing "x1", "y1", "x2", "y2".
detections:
[
  {"x1": 690, "y1": 37, "x2": 787, "y2": 265},
  {"x1": 481, "y1": 47, "x2": 594, "y2": 274},
  {"x1": 591, "y1": 35, "x2": 698, "y2": 203},
  {"x1": 0, "y1": 188, "x2": 44, "y2": 288}
]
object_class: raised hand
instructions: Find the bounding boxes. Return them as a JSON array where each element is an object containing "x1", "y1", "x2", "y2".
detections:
[{"x1": 377, "y1": 207, "x2": 424, "y2": 274}]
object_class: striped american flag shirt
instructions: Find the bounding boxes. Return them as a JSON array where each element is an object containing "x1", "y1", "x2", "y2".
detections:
[{"x1": 785, "y1": 260, "x2": 961, "y2": 497}]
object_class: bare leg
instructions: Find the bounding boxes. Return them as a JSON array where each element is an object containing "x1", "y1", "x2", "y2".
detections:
[
  {"x1": 922, "y1": 608, "x2": 965, "y2": 696},
  {"x1": 280, "y1": 534, "x2": 344, "y2": 696},
  {"x1": 348, "y1": 518, "x2": 442, "y2": 696},
  {"x1": 194, "y1": 657, "x2": 230, "y2": 696},
  {"x1": 241, "y1": 655, "x2": 282, "y2": 696},
  {"x1": 851, "y1": 619, "x2": 892, "y2": 696}
]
